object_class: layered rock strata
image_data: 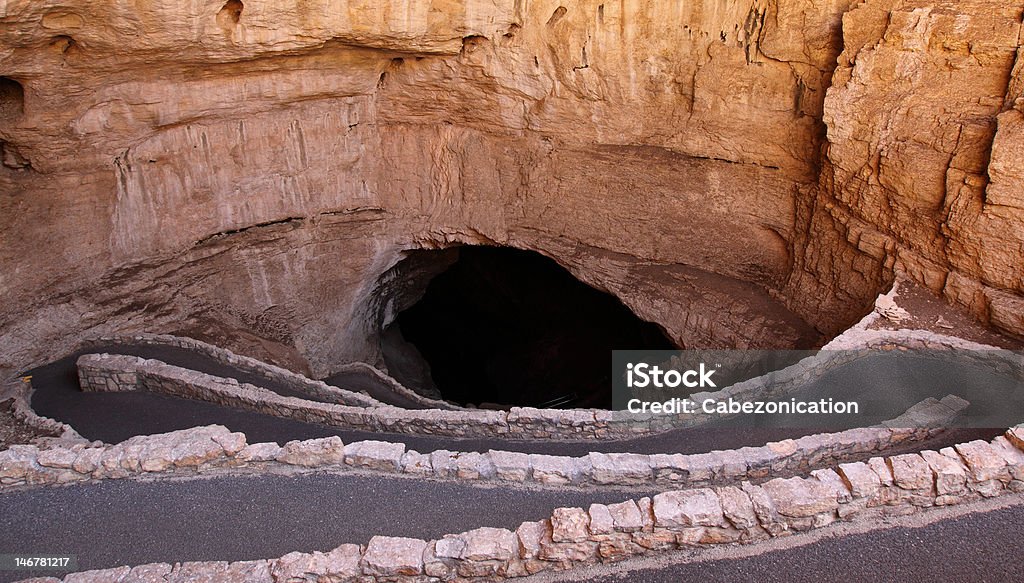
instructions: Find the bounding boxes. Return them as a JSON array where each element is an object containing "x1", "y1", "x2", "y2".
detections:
[{"x1": 1, "y1": 1, "x2": 1022, "y2": 377}]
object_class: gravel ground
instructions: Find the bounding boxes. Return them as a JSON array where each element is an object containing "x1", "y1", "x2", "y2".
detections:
[{"x1": 0, "y1": 398, "x2": 57, "y2": 452}]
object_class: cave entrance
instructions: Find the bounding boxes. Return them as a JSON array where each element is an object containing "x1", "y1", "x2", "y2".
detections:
[
  {"x1": 381, "y1": 246, "x2": 676, "y2": 409},
  {"x1": 0, "y1": 77, "x2": 25, "y2": 123}
]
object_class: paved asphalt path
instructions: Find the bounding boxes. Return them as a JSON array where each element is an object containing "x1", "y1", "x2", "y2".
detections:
[
  {"x1": 568, "y1": 501, "x2": 1024, "y2": 582},
  {"x1": 28, "y1": 347, "x2": 1004, "y2": 455},
  {"x1": 2, "y1": 473, "x2": 1023, "y2": 582},
  {"x1": 9, "y1": 347, "x2": 1024, "y2": 582},
  {"x1": 0, "y1": 473, "x2": 658, "y2": 582}
]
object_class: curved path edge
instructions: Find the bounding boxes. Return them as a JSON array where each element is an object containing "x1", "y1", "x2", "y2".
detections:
[
  {"x1": 0, "y1": 385, "x2": 974, "y2": 493},
  {"x1": 16, "y1": 426, "x2": 1024, "y2": 583}
]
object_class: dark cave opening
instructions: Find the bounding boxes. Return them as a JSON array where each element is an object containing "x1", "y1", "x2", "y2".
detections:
[
  {"x1": 384, "y1": 246, "x2": 676, "y2": 409},
  {"x1": 0, "y1": 76, "x2": 25, "y2": 123}
]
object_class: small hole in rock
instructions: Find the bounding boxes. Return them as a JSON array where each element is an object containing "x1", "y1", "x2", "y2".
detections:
[
  {"x1": 1, "y1": 141, "x2": 31, "y2": 169},
  {"x1": 51, "y1": 35, "x2": 77, "y2": 56},
  {"x1": 503, "y1": 23, "x2": 521, "y2": 41},
  {"x1": 0, "y1": 77, "x2": 25, "y2": 123},
  {"x1": 217, "y1": 0, "x2": 244, "y2": 28},
  {"x1": 547, "y1": 6, "x2": 568, "y2": 27},
  {"x1": 461, "y1": 35, "x2": 487, "y2": 55}
]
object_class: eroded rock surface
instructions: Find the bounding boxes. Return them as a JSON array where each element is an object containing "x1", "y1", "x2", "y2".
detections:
[{"x1": 1, "y1": 1, "x2": 1021, "y2": 376}]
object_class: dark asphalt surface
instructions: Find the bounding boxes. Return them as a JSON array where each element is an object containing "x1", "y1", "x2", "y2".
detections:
[
  {"x1": 0, "y1": 473, "x2": 658, "y2": 582},
  {"x1": 10, "y1": 347, "x2": 1024, "y2": 582},
  {"x1": 2, "y1": 473, "x2": 1023, "y2": 582},
  {"x1": 324, "y1": 369, "x2": 428, "y2": 409},
  {"x1": 579, "y1": 502, "x2": 1024, "y2": 583},
  {"x1": 29, "y1": 347, "x2": 1009, "y2": 455},
  {"x1": 27, "y1": 349, "x2": 817, "y2": 454}
]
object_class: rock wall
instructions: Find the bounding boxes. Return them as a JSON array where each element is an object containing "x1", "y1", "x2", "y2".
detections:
[
  {"x1": 1, "y1": 1, "x2": 1022, "y2": 374},
  {"x1": 788, "y1": 0, "x2": 1024, "y2": 335}
]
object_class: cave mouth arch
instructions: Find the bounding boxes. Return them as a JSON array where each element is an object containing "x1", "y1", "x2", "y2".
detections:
[{"x1": 381, "y1": 246, "x2": 676, "y2": 409}]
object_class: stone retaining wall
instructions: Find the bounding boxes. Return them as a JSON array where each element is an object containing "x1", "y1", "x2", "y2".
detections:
[
  {"x1": 20, "y1": 425, "x2": 1024, "y2": 583},
  {"x1": 76, "y1": 352, "x2": 972, "y2": 444},
  {"x1": 0, "y1": 375, "x2": 86, "y2": 446},
  {"x1": 78, "y1": 354, "x2": 517, "y2": 438},
  {"x1": 0, "y1": 392, "x2": 969, "y2": 492},
  {"x1": 83, "y1": 334, "x2": 458, "y2": 410}
]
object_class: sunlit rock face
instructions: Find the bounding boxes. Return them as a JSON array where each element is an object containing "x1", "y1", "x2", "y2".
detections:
[{"x1": 0, "y1": 1, "x2": 1020, "y2": 376}]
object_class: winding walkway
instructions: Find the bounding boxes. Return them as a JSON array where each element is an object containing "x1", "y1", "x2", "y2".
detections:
[
  {"x1": 7, "y1": 339, "x2": 1022, "y2": 582},
  {"x1": 27, "y1": 345, "x2": 1006, "y2": 455},
  {"x1": 0, "y1": 473, "x2": 651, "y2": 583}
]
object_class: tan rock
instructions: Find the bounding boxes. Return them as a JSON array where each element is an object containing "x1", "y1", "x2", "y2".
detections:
[
  {"x1": 399, "y1": 450, "x2": 432, "y2": 476},
  {"x1": 0, "y1": 445, "x2": 39, "y2": 480},
  {"x1": 360, "y1": 536, "x2": 426, "y2": 577},
  {"x1": 277, "y1": 436, "x2": 346, "y2": 467},
  {"x1": 271, "y1": 545, "x2": 360, "y2": 581},
  {"x1": 955, "y1": 440, "x2": 1010, "y2": 483},
  {"x1": 587, "y1": 503, "x2": 615, "y2": 535},
  {"x1": 36, "y1": 447, "x2": 77, "y2": 469},
  {"x1": 550, "y1": 507, "x2": 590, "y2": 543},
  {"x1": 838, "y1": 461, "x2": 883, "y2": 499},
  {"x1": 649, "y1": 453, "x2": 691, "y2": 484},
  {"x1": 429, "y1": 450, "x2": 455, "y2": 478},
  {"x1": 488, "y1": 449, "x2": 530, "y2": 481},
  {"x1": 652, "y1": 488, "x2": 724, "y2": 529},
  {"x1": 166, "y1": 561, "x2": 228, "y2": 583},
  {"x1": 630, "y1": 530, "x2": 679, "y2": 551},
  {"x1": 991, "y1": 436, "x2": 1024, "y2": 481},
  {"x1": 811, "y1": 468, "x2": 853, "y2": 504},
  {"x1": 889, "y1": 454, "x2": 934, "y2": 491},
  {"x1": 867, "y1": 457, "x2": 894, "y2": 487},
  {"x1": 515, "y1": 520, "x2": 550, "y2": 559},
  {"x1": 717, "y1": 486, "x2": 758, "y2": 530},
  {"x1": 238, "y1": 442, "x2": 282, "y2": 463},
  {"x1": 762, "y1": 477, "x2": 838, "y2": 518},
  {"x1": 538, "y1": 541, "x2": 599, "y2": 563},
  {"x1": 529, "y1": 455, "x2": 578, "y2": 485},
  {"x1": 587, "y1": 452, "x2": 651, "y2": 484},
  {"x1": 454, "y1": 527, "x2": 519, "y2": 561},
  {"x1": 597, "y1": 535, "x2": 639, "y2": 561},
  {"x1": 452, "y1": 451, "x2": 495, "y2": 480},
  {"x1": 72, "y1": 448, "x2": 104, "y2": 475},
  {"x1": 0, "y1": 0, "x2": 852, "y2": 375},
  {"x1": 346, "y1": 438, "x2": 405, "y2": 471},
  {"x1": 0, "y1": 0, "x2": 1021, "y2": 445},
  {"x1": 211, "y1": 431, "x2": 247, "y2": 456},
  {"x1": 221, "y1": 560, "x2": 272, "y2": 582},
  {"x1": 920, "y1": 450, "x2": 967, "y2": 497},
  {"x1": 606, "y1": 500, "x2": 645, "y2": 533}
]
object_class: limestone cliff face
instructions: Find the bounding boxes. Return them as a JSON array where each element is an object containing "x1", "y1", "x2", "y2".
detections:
[
  {"x1": 789, "y1": 0, "x2": 1024, "y2": 337},
  {"x1": 0, "y1": 1, "x2": 1020, "y2": 374}
]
